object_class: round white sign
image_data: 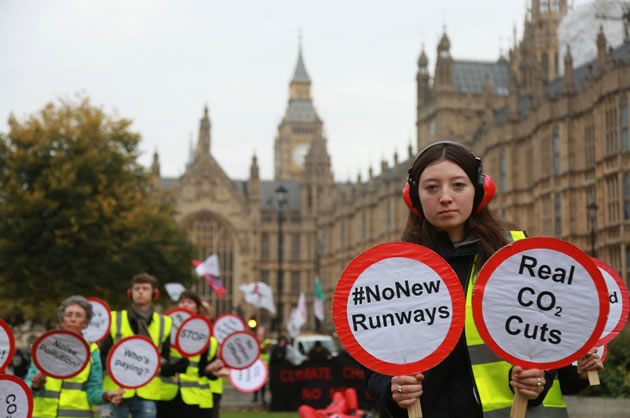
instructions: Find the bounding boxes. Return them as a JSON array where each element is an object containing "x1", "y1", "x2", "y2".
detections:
[
  {"x1": 166, "y1": 308, "x2": 193, "y2": 346},
  {"x1": 593, "y1": 259, "x2": 630, "y2": 345},
  {"x1": 107, "y1": 336, "x2": 160, "y2": 389},
  {"x1": 32, "y1": 331, "x2": 90, "y2": 379},
  {"x1": 176, "y1": 315, "x2": 211, "y2": 357},
  {"x1": 0, "y1": 319, "x2": 15, "y2": 374},
  {"x1": 473, "y1": 238, "x2": 608, "y2": 369},
  {"x1": 220, "y1": 331, "x2": 260, "y2": 370},
  {"x1": 0, "y1": 375, "x2": 33, "y2": 418},
  {"x1": 82, "y1": 298, "x2": 111, "y2": 343},
  {"x1": 213, "y1": 314, "x2": 246, "y2": 344},
  {"x1": 229, "y1": 358, "x2": 268, "y2": 392}
]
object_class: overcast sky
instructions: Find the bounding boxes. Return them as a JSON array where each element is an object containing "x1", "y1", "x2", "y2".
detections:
[{"x1": 0, "y1": 0, "x2": 591, "y2": 182}]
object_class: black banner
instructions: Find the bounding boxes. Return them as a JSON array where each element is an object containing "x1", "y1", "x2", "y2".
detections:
[{"x1": 269, "y1": 350, "x2": 375, "y2": 411}]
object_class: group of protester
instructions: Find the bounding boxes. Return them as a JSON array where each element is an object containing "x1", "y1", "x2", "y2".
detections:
[{"x1": 24, "y1": 273, "x2": 228, "y2": 418}]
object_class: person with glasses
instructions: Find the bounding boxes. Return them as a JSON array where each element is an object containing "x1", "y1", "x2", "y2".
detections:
[{"x1": 25, "y1": 295, "x2": 124, "y2": 417}]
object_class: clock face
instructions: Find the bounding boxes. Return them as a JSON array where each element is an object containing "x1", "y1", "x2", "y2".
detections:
[{"x1": 292, "y1": 143, "x2": 310, "y2": 168}]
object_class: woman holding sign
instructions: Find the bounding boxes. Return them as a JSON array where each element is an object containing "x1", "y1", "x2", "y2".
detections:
[
  {"x1": 367, "y1": 141, "x2": 564, "y2": 417},
  {"x1": 25, "y1": 295, "x2": 124, "y2": 417}
]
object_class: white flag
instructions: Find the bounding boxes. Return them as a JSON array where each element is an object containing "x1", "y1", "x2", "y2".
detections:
[
  {"x1": 195, "y1": 254, "x2": 220, "y2": 277},
  {"x1": 239, "y1": 282, "x2": 276, "y2": 314},
  {"x1": 164, "y1": 283, "x2": 186, "y2": 302},
  {"x1": 287, "y1": 293, "x2": 307, "y2": 337},
  {"x1": 313, "y1": 276, "x2": 325, "y2": 321}
]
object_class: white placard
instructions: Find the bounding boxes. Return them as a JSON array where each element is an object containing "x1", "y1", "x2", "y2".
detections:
[
  {"x1": 0, "y1": 375, "x2": 33, "y2": 418},
  {"x1": 176, "y1": 315, "x2": 211, "y2": 357},
  {"x1": 594, "y1": 259, "x2": 630, "y2": 345},
  {"x1": 213, "y1": 314, "x2": 246, "y2": 344},
  {"x1": 166, "y1": 308, "x2": 192, "y2": 346},
  {"x1": 220, "y1": 331, "x2": 260, "y2": 370},
  {"x1": 107, "y1": 336, "x2": 160, "y2": 389},
  {"x1": 32, "y1": 331, "x2": 90, "y2": 379},
  {"x1": 229, "y1": 358, "x2": 268, "y2": 392},
  {"x1": 474, "y1": 238, "x2": 608, "y2": 369},
  {"x1": 0, "y1": 319, "x2": 15, "y2": 374},
  {"x1": 82, "y1": 298, "x2": 111, "y2": 343}
]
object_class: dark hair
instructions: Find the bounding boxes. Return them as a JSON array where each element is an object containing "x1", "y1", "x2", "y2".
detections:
[
  {"x1": 402, "y1": 142, "x2": 514, "y2": 267},
  {"x1": 131, "y1": 272, "x2": 158, "y2": 290},
  {"x1": 178, "y1": 290, "x2": 202, "y2": 312}
]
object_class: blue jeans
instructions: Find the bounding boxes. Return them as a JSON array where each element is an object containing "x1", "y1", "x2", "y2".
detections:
[{"x1": 101, "y1": 396, "x2": 157, "y2": 418}]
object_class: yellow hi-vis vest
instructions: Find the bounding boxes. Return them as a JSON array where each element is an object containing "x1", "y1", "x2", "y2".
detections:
[
  {"x1": 170, "y1": 348, "x2": 206, "y2": 406},
  {"x1": 32, "y1": 342, "x2": 99, "y2": 418},
  {"x1": 198, "y1": 336, "x2": 219, "y2": 409},
  {"x1": 464, "y1": 230, "x2": 568, "y2": 418},
  {"x1": 102, "y1": 310, "x2": 172, "y2": 400}
]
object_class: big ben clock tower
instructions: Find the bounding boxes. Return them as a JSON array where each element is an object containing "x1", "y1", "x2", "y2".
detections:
[{"x1": 274, "y1": 43, "x2": 324, "y2": 180}]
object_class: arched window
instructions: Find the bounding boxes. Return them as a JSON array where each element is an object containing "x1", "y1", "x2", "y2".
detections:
[{"x1": 183, "y1": 212, "x2": 235, "y2": 317}]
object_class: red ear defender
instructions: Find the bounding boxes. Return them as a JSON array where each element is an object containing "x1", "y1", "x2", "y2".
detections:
[
  {"x1": 475, "y1": 174, "x2": 496, "y2": 213},
  {"x1": 127, "y1": 289, "x2": 132, "y2": 299},
  {"x1": 402, "y1": 182, "x2": 422, "y2": 218},
  {"x1": 153, "y1": 288, "x2": 160, "y2": 299}
]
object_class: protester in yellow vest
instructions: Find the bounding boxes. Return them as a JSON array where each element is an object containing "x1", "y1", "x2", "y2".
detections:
[
  {"x1": 157, "y1": 290, "x2": 225, "y2": 418},
  {"x1": 252, "y1": 326, "x2": 271, "y2": 404},
  {"x1": 366, "y1": 141, "x2": 589, "y2": 417},
  {"x1": 200, "y1": 300, "x2": 229, "y2": 418},
  {"x1": 26, "y1": 295, "x2": 124, "y2": 418},
  {"x1": 99, "y1": 273, "x2": 174, "y2": 418}
]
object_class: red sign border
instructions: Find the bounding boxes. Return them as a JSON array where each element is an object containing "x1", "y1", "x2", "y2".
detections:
[
  {"x1": 175, "y1": 315, "x2": 212, "y2": 358},
  {"x1": 213, "y1": 313, "x2": 246, "y2": 344},
  {"x1": 32, "y1": 330, "x2": 91, "y2": 379},
  {"x1": 106, "y1": 335, "x2": 161, "y2": 389},
  {"x1": 473, "y1": 237, "x2": 609, "y2": 370},
  {"x1": 84, "y1": 297, "x2": 112, "y2": 344},
  {"x1": 0, "y1": 374, "x2": 34, "y2": 418},
  {"x1": 165, "y1": 307, "x2": 194, "y2": 349},
  {"x1": 332, "y1": 241, "x2": 466, "y2": 376},
  {"x1": 219, "y1": 331, "x2": 261, "y2": 370},
  {"x1": 229, "y1": 357, "x2": 268, "y2": 393},
  {"x1": 592, "y1": 258, "x2": 630, "y2": 345},
  {"x1": 0, "y1": 318, "x2": 15, "y2": 374}
]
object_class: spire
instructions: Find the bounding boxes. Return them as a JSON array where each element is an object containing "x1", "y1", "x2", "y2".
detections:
[
  {"x1": 292, "y1": 36, "x2": 311, "y2": 84},
  {"x1": 186, "y1": 132, "x2": 194, "y2": 167},
  {"x1": 151, "y1": 148, "x2": 160, "y2": 177},
  {"x1": 195, "y1": 105, "x2": 211, "y2": 159}
]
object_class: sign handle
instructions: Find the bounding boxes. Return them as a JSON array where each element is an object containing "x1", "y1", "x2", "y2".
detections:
[
  {"x1": 407, "y1": 398, "x2": 422, "y2": 418},
  {"x1": 587, "y1": 370, "x2": 600, "y2": 386},
  {"x1": 510, "y1": 391, "x2": 527, "y2": 418}
]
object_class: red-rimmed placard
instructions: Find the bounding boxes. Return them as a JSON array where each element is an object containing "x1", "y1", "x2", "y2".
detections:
[
  {"x1": 332, "y1": 242, "x2": 466, "y2": 376},
  {"x1": 473, "y1": 237, "x2": 608, "y2": 370},
  {"x1": 213, "y1": 313, "x2": 246, "y2": 344},
  {"x1": 0, "y1": 319, "x2": 15, "y2": 373},
  {"x1": 219, "y1": 331, "x2": 260, "y2": 370},
  {"x1": 229, "y1": 357, "x2": 268, "y2": 392},
  {"x1": 175, "y1": 315, "x2": 211, "y2": 357},
  {"x1": 592, "y1": 258, "x2": 630, "y2": 345},
  {"x1": 82, "y1": 298, "x2": 112, "y2": 344},
  {"x1": 106, "y1": 335, "x2": 160, "y2": 389},
  {"x1": 165, "y1": 307, "x2": 193, "y2": 347},
  {"x1": 0, "y1": 374, "x2": 33, "y2": 418},
  {"x1": 32, "y1": 330, "x2": 90, "y2": 379}
]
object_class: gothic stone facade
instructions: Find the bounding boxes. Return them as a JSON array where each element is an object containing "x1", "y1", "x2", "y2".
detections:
[{"x1": 157, "y1": 1, "x2": 630, "y2": 334}]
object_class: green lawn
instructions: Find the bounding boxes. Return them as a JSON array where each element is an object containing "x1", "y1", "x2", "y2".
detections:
[{"x1": 222, "y1": 411, "x2": 299, "y2": 418}]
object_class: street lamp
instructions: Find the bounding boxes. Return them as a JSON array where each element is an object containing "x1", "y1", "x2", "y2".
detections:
[
  {"x1": 587, "y1": 200, "x2": 599, "y2": 258},
  {"x1": 274, "y1": 185, "x2": 288, "y2": 333}
]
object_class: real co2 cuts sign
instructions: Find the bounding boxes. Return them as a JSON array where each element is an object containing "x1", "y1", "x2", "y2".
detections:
[
  {"x1": 213, "y1": 314, "x2": 246, "y2": 344},
  {"x1": 166, "y1": 308, "x2": 192, "y2": 346},
  {"x1": 82, "y1": 298, "x2": 111, "y2": 344},
  {"x1": 220, "y1": 331, "x2": 260, "y2": 370},
  {"x1": 229, "y1": 358, "x2": 268, "y2": 392},
  {"x1": 107, "y1": 336, "x2": 160, "y2": 389},
  {"x1": 32, "y1": 330, "x2": 90, "y2": 379},
  {"x1": 592, "y1": 258, "x2": 630, "y2": 345},
  {"x1": 0, "y1": 375, "x2": 33, "y2": 418},
  {"x1": 473, "y1": 238, "x2": 608, "y2": 369},
  {"x1": 0, "y1": 319, "x2": 15, "y2": 374},
  {"x1": 333, "y1": 242, "x2": 465, "y2": 376},
  {"x1": 175, "y1": 315, "x2": 211, "y2": 357}
]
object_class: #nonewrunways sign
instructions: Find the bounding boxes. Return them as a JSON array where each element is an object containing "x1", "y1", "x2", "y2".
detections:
[
  {"x1": 176, "y1": 315, "x2": 211, "y2": 357},
  {"x1": 165, "y1": 308, "x2": 193, "y2": 347},
  {"x1": 32, "y1": 330, "x2": 90, "y2": 379},
  {"x1": 0, "y1": 319, "x2": 15, "y2": 374},
  {"x1": 220, "y1": 331, "x2": 260, "y2": 370},
  {"x1": 82, "y1": 298, "x2": 111, "y2": 344},
  {"x1": 333, "y1": 242, "x2": 465, "y2": 376},
  {"x1": 213, "y1": 314, "x2": 246, "y2": 344},
  {"x1": 0, "y1": 375, "x2": 33, "y2": 418},
  {"x1": 473, "y1": 237, "x2": 608, "y2": 369},
  {"x1": 229, "y1": 358, "x2": 268, "y2": 392},
  {"x1": 107, "y1": 336, "x2": 160, "y2": 389}
]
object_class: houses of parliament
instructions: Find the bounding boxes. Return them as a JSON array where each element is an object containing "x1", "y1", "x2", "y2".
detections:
[{"x1": 152, "y1": 0, "x2": 630, "y2": 334}]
